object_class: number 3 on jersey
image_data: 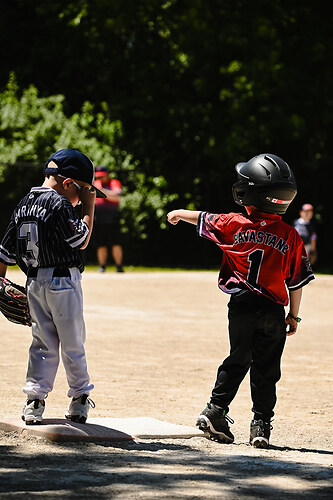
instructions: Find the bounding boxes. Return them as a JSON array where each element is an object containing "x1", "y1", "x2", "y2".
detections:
[
  {"x1": 247, "y1": 249, "x2": 264, "y2": 289},
  {"x1": 19, "y1": 222, "x2": 39, "y2": 267}
]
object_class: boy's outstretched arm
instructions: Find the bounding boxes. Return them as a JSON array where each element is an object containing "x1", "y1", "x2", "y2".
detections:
[
  {"x1": 167, "y1": 209, "x2": 201, "y2": 225},
  {"x1": 286, "y1": 288, "x2": 303, "y2": 336}
]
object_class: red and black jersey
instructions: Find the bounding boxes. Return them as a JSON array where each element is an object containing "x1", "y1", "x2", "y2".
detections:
[
  {"x1": 94, "y1": 178, "x2": 122, "y2": 225},
  {"x1": 94, "y1": 178, "x2": 122, "y2": 208},
  {"x1": 197, "y1": 210, "x2": 314, "y2": 305}
]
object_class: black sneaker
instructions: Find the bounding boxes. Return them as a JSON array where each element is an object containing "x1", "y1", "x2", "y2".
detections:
[
  {"x1": 196, "y1": 403, "x2": 234, "y2": 443},
  {"x1": 249, "y1": 419, "x2": 272, "y2": 448}
]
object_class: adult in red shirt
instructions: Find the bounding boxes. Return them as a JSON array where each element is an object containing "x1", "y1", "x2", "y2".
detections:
[
  {"x1": 93, "y1": 166, "x2": 124, "y2": 272},
  {"x1": 167, "y1": 153, "x2": 314, "y2": 449}
]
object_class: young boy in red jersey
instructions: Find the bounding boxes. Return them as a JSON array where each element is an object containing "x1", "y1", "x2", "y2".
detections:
[{"x1": 167, "y1": 153, "x2": 314, "y2": 448}]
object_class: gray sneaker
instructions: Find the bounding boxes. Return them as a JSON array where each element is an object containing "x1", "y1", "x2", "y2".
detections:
[
  {"x1": 250, "y1": 419, "x2": 272, "y2": 448},
  {"x1": 21, "y1": 399, "x2": 45, "y2": 425},
  {"x1": 65, "y1": 394, "x2": 95, "y2": 423},
  {"x1": 196, "y1": 402, "x2": 234, "y2": 443}
]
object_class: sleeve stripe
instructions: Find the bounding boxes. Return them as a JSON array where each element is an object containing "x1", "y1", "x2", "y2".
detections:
[
  {"x1": 197, "y1": 211, "x2": 205, "y2": 236},
  {"x1": 66, "y1": 232, "x2": 84, "y2": 244},
  {"x1": 288, "y1": 274, "x2": 315, "y2": 290},
  {"x1": 0, "y1": 253, "x2": 16, "y2": 264},
  {"x1": 0, "y1": 246, "x2": 16, "y2": 264},
  {"x1": 65, "y1": 226, "x2": 88, "y2": 243},
  {"x1": 65, "y1": 222, "x2": 89, "y2": 247},
  {"x1": 67, "y1": 233, "x2": 88, "y2": 248},
  {"x1": 0, "y1": 245, "x2": 16, "y2": 259}
]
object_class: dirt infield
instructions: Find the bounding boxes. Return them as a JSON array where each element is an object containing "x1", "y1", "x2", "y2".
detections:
[{"x1": 0, "y1": 270, "x2": 332, "y2": 498}]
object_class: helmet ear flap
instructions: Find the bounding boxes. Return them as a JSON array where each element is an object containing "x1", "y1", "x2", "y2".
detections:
[{"x1": 232, "y1": 180, "x2": 249, "y2": 207}]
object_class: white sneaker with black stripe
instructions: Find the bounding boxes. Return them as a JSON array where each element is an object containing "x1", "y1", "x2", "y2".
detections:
[
  {"x1": 21, "y1": 399, "x2": 45, "y2": 425},
  {"x1": 65, "y1": 394, "x2": 95, "y2": 424}
]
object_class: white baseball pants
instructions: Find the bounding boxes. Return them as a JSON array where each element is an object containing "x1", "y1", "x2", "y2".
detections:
[{"x1": 23, "y1": 268, "x2": 94, "y2": 400}]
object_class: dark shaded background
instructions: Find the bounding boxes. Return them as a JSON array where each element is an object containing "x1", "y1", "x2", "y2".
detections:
[{"x1": 0, "y1": 1, "x2": 331, "y2": 271}]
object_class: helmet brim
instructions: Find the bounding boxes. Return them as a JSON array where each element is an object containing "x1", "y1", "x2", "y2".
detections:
[{"x1": 235, "y1": 162, "x2": 246, "y2": 175}]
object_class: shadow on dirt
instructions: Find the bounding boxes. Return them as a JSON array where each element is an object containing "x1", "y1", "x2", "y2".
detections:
[
  {"x1": 269, "y1": 444, "x2": 333, "y2": 456},
  {"x1": 0, "y1": 439, "x2": 332, "y2": 499}
]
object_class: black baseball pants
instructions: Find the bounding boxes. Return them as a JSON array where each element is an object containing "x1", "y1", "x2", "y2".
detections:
[{"x1": 210, "y1": 292, "x2": 286, "y2": 421}]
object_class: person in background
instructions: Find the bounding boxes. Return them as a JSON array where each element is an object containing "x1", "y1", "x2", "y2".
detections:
[
  {"x1": 293, "y1": 203, "x2": 317, "y2": 265},
  {"x1": 93, "y1": 166, "x2": 124, "y2": 273}
]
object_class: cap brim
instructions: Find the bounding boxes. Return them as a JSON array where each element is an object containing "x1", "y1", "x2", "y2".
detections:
[
  {"x1": 94, "y1": 185, "x2": 107, "y2": 198},
  {"x1": 75, "y1": 180, "x2": 107, "y2": 198}
]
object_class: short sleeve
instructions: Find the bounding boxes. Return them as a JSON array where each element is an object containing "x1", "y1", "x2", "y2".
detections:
[
  {"x1": 56, "y1": 202, "x2": 89, "y2": 249},
  {"x1": 0, "y1": 215, "x2": 17, "y2": 265}
]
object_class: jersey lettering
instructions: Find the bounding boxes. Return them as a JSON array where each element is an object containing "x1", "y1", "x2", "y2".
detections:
[
  {"x1": 233, "y1": 229, "x2": 289, "y2": 254},
  {"x1": 15, "y1": 204, "x2": 47, "y2": 223}
]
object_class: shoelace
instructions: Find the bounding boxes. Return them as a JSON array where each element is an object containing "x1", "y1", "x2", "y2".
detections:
[
  {"x1": 86, "y1": 397, "x2": 96, "y2": 409},
  {"x1": 207, "y1": 402, "x2": 234, "y2": 424},
  {"x1": 252, "y1": 419, "x2": 273, "y2": 432},
  {"x1": 73, "y1": 395, "x2": 96, "y2": 408},
  {"x1": 224, "y1": 414, "x2": 234, "y2": 425}
]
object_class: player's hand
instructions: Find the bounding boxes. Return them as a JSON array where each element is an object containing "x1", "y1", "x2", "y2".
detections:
[
  {"x1": 285, "y1": 315, "x2": 297, "y2": 336},
  {"x1": 167, "y1": 210, "x2": 181, "y2": 225},
  {"x1": 79, "y1": 186, "x2": 96, "y2": 206}
]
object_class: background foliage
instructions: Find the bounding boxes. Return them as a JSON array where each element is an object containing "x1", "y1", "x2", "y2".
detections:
[
  {"x1": 0, "y1": 1, "x2": 332, "y2": 270},
  {"x1": 0, "y1": 76, "x2": 176, "y2": 257}
]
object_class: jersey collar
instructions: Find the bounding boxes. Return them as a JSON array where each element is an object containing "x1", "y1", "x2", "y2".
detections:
[
  {"x1": 248, "y1": 210, "x2": 282, "y2": 221},
  {"x1": 30, "y1": 186, "x2": 57, "y2": 193}
]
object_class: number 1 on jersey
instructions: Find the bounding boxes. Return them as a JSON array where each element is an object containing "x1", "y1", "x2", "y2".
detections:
[{"x1": 247, "y1": 249, "x2": 264, "y2": 288}]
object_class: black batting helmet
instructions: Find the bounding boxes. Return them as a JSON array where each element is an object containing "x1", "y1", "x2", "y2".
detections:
[{"x1": 232, "y1": 153, "x2": 297, "y2": 215}]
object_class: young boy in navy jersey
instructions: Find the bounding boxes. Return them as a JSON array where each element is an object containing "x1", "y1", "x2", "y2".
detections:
[
  {"x1": 0, "y1": 148, "x2": 106, "y2": 424},
  {"x1": 167, "y1": 153, "x2": 314, "y2": 448}
]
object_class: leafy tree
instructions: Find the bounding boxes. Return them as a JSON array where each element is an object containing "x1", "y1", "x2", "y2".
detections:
[{"x1": 0, "y1": 75, "x2": 176, "y2": 246}]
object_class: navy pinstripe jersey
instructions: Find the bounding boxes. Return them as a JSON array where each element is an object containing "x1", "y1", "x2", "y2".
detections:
[{"x1": 0, "y1": 187, "x2": 89, "y2": 274}]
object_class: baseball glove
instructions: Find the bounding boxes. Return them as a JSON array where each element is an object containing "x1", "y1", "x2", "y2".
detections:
[{"x1": 0, "y1": 277, "x2": 31, "y2": 326}]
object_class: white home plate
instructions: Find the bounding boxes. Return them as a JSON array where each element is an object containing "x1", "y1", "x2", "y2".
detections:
[
  {"x1": 0, "y1": 417, "x2": 204, "y2": 442},
  {"x1": 89, "y1": 417, "x2": 204, "y2": 439}
]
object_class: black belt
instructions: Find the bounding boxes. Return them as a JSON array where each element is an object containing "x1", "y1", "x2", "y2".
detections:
[{"x1": 27, "y1": 267, "x2": 71, "y2": 278}]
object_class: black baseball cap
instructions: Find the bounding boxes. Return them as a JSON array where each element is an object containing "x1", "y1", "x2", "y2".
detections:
[{"x1": 44, "y1": 148, "x2": 106, "y2": 198}]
